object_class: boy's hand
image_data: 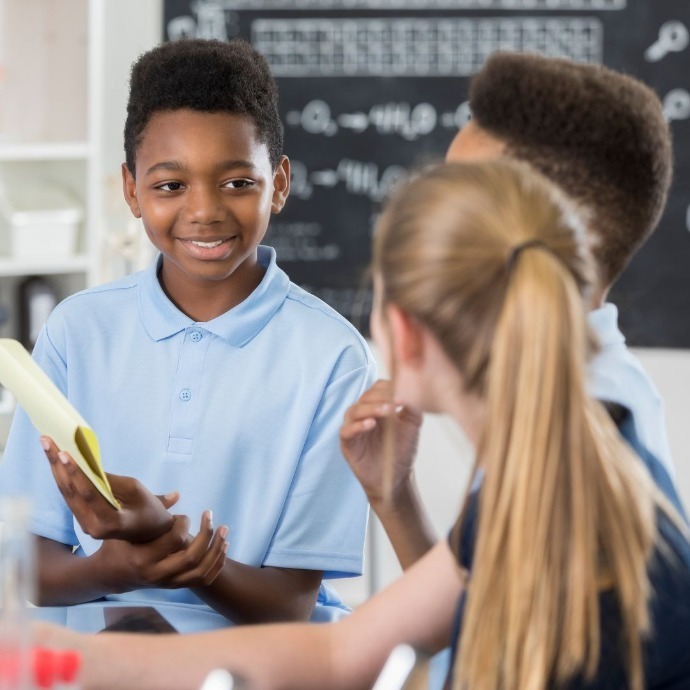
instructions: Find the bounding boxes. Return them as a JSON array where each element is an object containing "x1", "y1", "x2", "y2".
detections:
[
  {"x1": 41, "y1": 436, "x2": 178, "y2": 543},
  {"x1": 339, "y1": 379, "x2": 423, "y2": 504},
  {"x1": 97, "y1": 511, "x2": 229, "y2": 591}
]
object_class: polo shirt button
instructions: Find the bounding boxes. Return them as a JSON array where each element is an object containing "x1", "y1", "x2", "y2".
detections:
[
  {"x1": 190, "y1": 331, "x2": 202, "y2": 342},
  {"x1": 179, "y1": 388, "x2": 192, "y2": 401}
]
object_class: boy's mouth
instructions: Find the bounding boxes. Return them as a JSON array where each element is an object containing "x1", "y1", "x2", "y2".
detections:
[
  {"x1": 191, "y1": 239, "x2": 224, "y2": 249},
  {"x1": 180, "y1": 236, "x2": 236, "y2": 260}
]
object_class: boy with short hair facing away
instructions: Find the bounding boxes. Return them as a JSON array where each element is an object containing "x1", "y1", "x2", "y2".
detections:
[
  {"x1": 0, "y1": 38, "x2": 375, "y2": 630},
  {"x1": 449, "y1": 52, "x2": 674, "y2": 473}
]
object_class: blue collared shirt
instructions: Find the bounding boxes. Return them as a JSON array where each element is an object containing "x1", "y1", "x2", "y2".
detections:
[
  {"x1": 587, "y1": 303, "x2": 674, "y2": 478},
  {"x1": 0, "y1": 246, "x2": 376, "y2": 629}
]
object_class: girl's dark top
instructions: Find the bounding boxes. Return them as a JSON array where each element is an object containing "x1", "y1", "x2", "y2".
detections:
[{"x1": 446, "y1": 407, "x2": 690, "y2": 689}]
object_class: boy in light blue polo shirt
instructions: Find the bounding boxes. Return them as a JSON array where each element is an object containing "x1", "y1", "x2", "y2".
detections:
[{"x1": 0, "y1": 39, "x2": 375, "y2": 631}]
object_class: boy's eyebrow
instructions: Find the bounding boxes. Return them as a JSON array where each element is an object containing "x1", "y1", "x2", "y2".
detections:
[{"x1": 145, "y1": 159, "x2": 261, "y2": 176}]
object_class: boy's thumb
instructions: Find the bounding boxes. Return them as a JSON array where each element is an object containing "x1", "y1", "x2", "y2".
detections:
[{"x1": 158, "y1": 490, "x2": 181, "y2": 509}]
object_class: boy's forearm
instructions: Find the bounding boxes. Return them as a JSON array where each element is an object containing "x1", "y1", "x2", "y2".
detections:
[
  {"x1": 35, "y1": 537, "x2": 115, "y2": 606},
  {"x1": 193, "y1": 559, "x2": 323, "y2": 624}
]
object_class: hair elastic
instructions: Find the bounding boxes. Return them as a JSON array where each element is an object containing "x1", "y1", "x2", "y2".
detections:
[{"x1": 505, "y1": 238, "x2": 549, "y2": 272}]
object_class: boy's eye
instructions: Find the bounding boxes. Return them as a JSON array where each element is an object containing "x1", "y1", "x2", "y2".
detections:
[
  {"x1": 156, "y1": 181, "x2": 183, "y2": 192},
  {"x1": 224, "y1": 179, "x2": 254, "y2": 190}
]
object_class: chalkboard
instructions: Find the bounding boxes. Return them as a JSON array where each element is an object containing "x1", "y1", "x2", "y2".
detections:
[{"x1": 163, "y1": 0, "x2": 690, "y2": 348}]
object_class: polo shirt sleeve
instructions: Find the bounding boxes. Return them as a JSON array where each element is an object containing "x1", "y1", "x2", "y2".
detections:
[
  {"x1": 0, "y1": 323, "x2": 79, "y2": 546},
  {"x1": 262, "y1": 354, "x2": 377, "y2": 578}
]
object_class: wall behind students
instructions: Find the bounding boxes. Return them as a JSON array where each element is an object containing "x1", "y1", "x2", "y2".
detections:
[{"x1": 95, "y1": 1, "x2": 690, "y2": 603}]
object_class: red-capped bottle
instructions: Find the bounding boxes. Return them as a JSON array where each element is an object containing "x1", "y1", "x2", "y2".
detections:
[{"x1": 56, "y1": 650, "x2": 81, "y2": 690}]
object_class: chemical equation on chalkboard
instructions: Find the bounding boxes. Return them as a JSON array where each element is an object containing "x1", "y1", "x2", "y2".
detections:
[
  {"x1": 251, "y1": 17, "x2": 602, "y2": 77},
  {"x1": 290, "y1": 159, "x2": 408, "y2": 201},
  {"x1": 286, "y1": 100, "x2": 471, "y2": 140}
]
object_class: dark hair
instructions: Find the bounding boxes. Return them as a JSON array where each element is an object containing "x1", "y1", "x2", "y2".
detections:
[
  {"x1": 124, "y1": 38, "x2": 283, "y2": 174},
  {"x1": 469, "y1": 52, "x2": 673, "y2": 287}
]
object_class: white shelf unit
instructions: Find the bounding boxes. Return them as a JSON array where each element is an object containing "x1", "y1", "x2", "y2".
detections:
[
  {"x1": 0, "y1": 142, "x2": 92, "y2": 162},
  {"x1": 0, "y1": 0, "x2": 104, "y2": 336}
]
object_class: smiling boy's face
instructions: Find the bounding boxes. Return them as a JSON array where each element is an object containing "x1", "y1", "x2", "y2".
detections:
[{"x1": 122, "y1": 109, "x2": 289, "y2": 317}]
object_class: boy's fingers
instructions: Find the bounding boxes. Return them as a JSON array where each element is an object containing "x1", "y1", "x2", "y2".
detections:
[
  {"x1": 182, "y1": 511, "x2": 215, "y2": 560},
  {"x1": 57, "y1": 453, "x2": 101, "y2": 503},
  {"x1": 173, "y1": 525, "x2": 228, "y2": 587},
  {"x1": 191, "y1": 525, "x2": 226, "y2": 578},
  {"x1": 58, "y1": 452, "x2": 79, "y2": 476},
  {"x1": 182, "y1": 513, "x2": 220, "y2": 563},
  {"x1": 143, "y1": 515, "x2": 191, "y2": 564},
  {"x1": 39, "y1": 436, "x2": 60, "y2": 464},
  {"x1": 55, "y1": 475, "x2": 75, "y2": 500},
  {"x1": 200, "y1": 530, "x2": 229, "y2": 584},
  {"x1": 157, "y1": 491, "x2": 181, "y2": 510},
  {"x1": 166, "y1": 514, "x2": 191, "y2": 551}
]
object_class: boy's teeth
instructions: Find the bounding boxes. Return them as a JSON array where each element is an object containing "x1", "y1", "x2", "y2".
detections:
[{"x1": 191, "y1": 240, "x2": 224, "y2": 248}]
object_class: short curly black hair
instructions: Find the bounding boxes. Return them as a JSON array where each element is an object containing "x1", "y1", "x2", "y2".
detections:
[
  {"x1": 124, "y1": 38, "x2": 283, "y2": 175},
  {"x1": 470, "y1": 52, "x2": 672, "y2": 288}
]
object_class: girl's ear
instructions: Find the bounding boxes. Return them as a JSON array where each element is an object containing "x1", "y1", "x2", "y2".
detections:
[
  {"x1": 271, "y1": 156, "x2": 291, "y2": 214},
  {"x1": 386, "y1": 303, "x2": 425, "y2": 370},
  {"x1": 122, "y1": 163, "x2": 142, "y2": 218}
]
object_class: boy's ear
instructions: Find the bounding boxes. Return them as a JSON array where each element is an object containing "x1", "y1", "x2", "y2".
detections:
[
  {"x1": 122, "y1": 163, "x2": 142, "y2": 218},
  {"x1": 271, "y1": 156, "x2": 290, "y2": 214},
  {"x1": 387, "y1": 304, "x2": 425, "y2": 369}
]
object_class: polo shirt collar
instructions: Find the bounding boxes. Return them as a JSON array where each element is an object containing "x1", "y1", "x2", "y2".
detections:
[
  {"x1": 588, "y1": 302, "x2": 625, "y2": 348},
  {"x1": 138, "y1": 246, "x2": 290, "y2": 347}
]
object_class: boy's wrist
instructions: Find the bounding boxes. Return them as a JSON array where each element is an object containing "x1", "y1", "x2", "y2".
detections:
[{"x1": 88, "y1": 544, "x2": 128, "y2": 595}]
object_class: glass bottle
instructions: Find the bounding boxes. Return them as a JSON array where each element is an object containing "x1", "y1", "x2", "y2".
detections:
[{"x1": 0, "y1": 497, "x2": 35, "y2": 689}]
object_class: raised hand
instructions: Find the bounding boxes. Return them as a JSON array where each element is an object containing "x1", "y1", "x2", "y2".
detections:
[
  {"x1": 339, "y1": 379, "x2": 423, "y2": 504},
  {"x1": 41, "y1": 436, "x2": 178, "y2": 543},
  {"x1": 96, "y1": 511, "x2": 229, "y2": 592}
]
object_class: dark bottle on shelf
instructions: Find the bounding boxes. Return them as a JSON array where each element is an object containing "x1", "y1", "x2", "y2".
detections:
[{"x1": 17, "y1": 276, "x2": 58, "y2": 351}]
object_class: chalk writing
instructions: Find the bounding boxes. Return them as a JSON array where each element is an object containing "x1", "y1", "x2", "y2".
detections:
[
  {"x1": 265, "y1": 222, "x2": 342, "y2": 262},
  {"x1": 251, "y1": 17, "x2": 603, "y2": 76},
  {"x1": 287, "y1": 100, "x2": 470, "y2": 138},
  {"x1": 290, "y1": 158, "x2": 408, "y2": 202}
]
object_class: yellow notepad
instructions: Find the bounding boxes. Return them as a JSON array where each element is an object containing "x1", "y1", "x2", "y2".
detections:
[{"x1": 0, "y1": 338, "x2": 120, "y2": 509}]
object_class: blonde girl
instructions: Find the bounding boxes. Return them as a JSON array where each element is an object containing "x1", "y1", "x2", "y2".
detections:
[{"x1": 36, "y1": 160, "x2": 690, "y2": 690}]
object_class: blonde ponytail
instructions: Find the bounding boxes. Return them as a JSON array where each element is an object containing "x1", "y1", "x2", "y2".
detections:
[
  {"x1": 456, "y1": 247, "x2": 655, "y2": 690},
  {"x1": 373, "y1": 160, "x2": 665, "y2": 690}
]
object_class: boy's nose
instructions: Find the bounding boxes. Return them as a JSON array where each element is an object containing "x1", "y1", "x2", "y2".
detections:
[{"x1": 182, "y1": 186, "x2": 226, "y2": 224}]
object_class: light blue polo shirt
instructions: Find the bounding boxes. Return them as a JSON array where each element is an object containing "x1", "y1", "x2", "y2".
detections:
[
  {"x1": 588, "y1": 302, "x2": 674, "y2": 477},
  {"x1": 0, "y1": 246, "x2": 376, "y2": 630}
]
